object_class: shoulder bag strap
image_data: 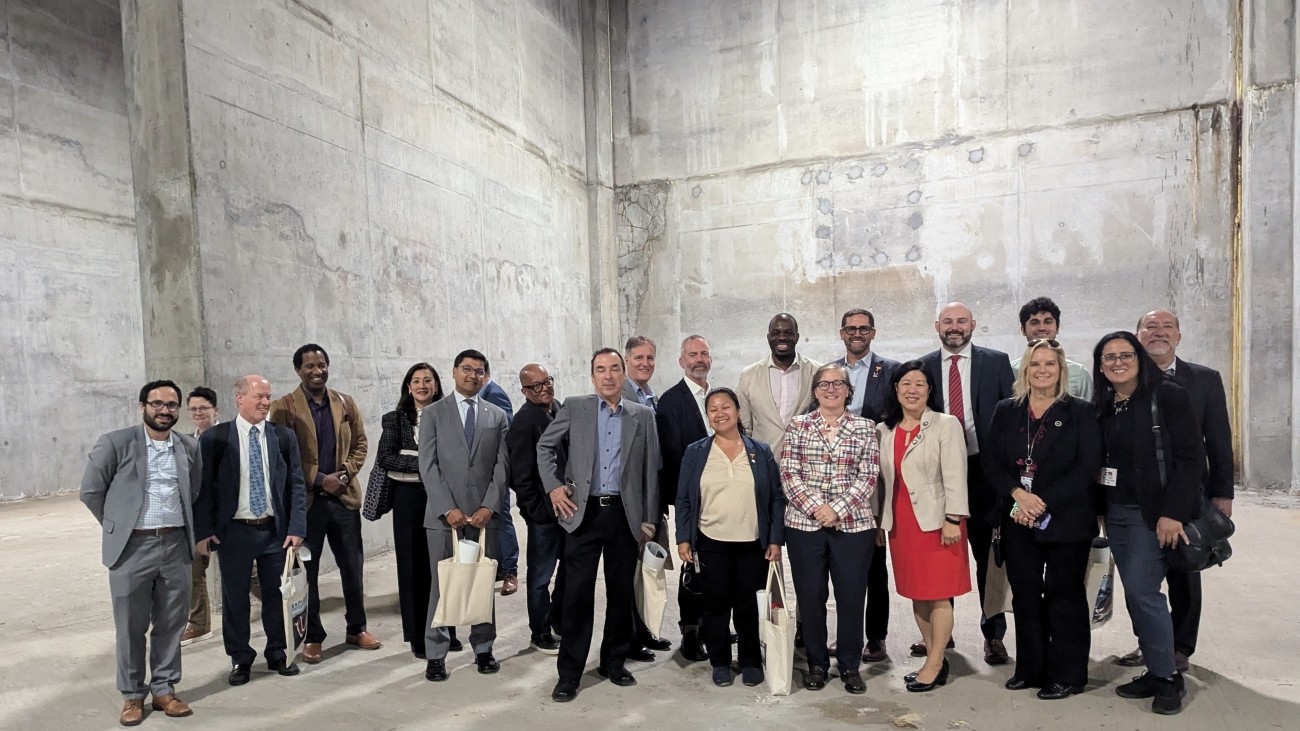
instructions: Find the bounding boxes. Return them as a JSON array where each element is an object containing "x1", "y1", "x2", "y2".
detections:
[{"x1": 1150, "y1": 392, "x2": 1167, "y2": 489}]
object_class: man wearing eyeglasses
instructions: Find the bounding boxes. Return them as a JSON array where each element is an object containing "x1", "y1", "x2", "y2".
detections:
[
  {"x1": 827, "y1": 309, "x2": 900, "y2": 663},
  {"x1": 181, "y1": 387, "x2": 220, "y2": 647},
  {"x1": 507, "y1": 364, "x2": 565, "y2": 655},
  {"x1": 1010, "y1": 297, "x2": 1092, "y2": 399},
  {"x1": 81, "y1": 380, "x2": 203, "y2": 726}
]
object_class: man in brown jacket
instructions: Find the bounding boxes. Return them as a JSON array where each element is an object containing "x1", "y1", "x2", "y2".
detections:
[{"x1": 269, "y1": 343, "x2": 379, "y2": 663}]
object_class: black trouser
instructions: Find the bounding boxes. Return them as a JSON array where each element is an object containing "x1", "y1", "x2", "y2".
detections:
[
  {"x1": 556, "y1": 497, "x2": 638, "y2": 681},
  {"x1": 966, "y1": 456, "x2": 1007, "y2": 642},
  {"x1": 864, "y1": 538, "x2": 889, "y2": 643},
  {"x1": 1002, "y1": 522, "x2": 1091, "y2": 687},
  {"x1": 1167, "y1": 567, "x2": 1201, "y2": 657},
  {"x1": 786, "y1": 527, "x2": 875, "y2": 673},
  {"x1": 526, "y1": 521, "x2": 566, "y2": 638},
  {"x1": 391, "y1": 482, "x2": 431, "y2": 653},
  {"x1": 696, "y1": 533, "x2": 765, "y2": 669},
  {"x1": 217, "y1": 521, "x2": 288, "y2": 666},
  {"x1": 304, "y1": 495, "x2": 368, "y2": 643}
]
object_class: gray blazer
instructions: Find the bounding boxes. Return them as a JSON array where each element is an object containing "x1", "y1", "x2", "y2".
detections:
[
  {"x1": 80, "y1": 426, "x2": 201, "y2": 568},
  {"x1": 419, "y1": 395, "x2": 509, "y2": 531},
  {"x1": 536, "y1": 394, "x2": 661, "y2": 540}
]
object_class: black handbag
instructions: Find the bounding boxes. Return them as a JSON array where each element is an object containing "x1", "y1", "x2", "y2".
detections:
[
  {"x1": 361, "y1": 466, "x2": 393, "y2": 521},
  {"x1": 1151, "y1": 396, "x2": 1234, "y2": 571}
]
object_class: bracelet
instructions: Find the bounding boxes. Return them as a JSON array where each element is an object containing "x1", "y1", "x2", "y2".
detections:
[{"x1": 944, "y1": 516, "x2": 962, "y2": 526}]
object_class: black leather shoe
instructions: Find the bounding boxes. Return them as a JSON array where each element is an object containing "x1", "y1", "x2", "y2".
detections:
[
  {"x1": 552, "y1": 679, "x2": 579, "y2": 702},
  {"x1": 597, "y1": 665, "x2": 637, "y2": 687},
  {"x1": 228, "y1": 664, "x2": 251, "y2": 686},
  {"x1": 862, "y1": 640, "x2": 888, "y2": 663},
  {"x1": 906, "y1": 659, "x2": 949, "y2": 693},
  {"x1": 626, "y1": 647, "x2": 656, "y2": 663},
  {"x1": 412, "y1": 647, "x2": 427, "y2": 660},
  {"x1": 640, "y1": 635, "x2": 672, "y2": 651},
  {"x1": 794, "y1": 625, "x2": 805, "y2": 649},
  {"x1": 475, "y1": 653, "x2": 500, "y2": 674},
  {"x1": 269, "y1": 658, "x2": 300, "y2": 676},
  {"x1": 1038, "y1": 682, "x2": 1085, "y2": 700},
  {"x1": 680, "y1": 631, "x2": 708, "y2": 662},
  {"x1": 802, "y1": 666, "x2": 828, "y2": 691},
  {"x1": 910, "y1": 637, "x2": 956, "y2": 657},
  {"x1": 841, "y1": 670, "x2": 867, "y2": 695},
  {"x1": 904, "y1": 670, "x2": 919, "y2": 683},
  {"x1": 1005, "y1": 676, "x2": 1034, "y2": 691},
  {"x1": 447, "y1": 637, "x2": 464, "y2": 652},
  {"x1": 984, "y1": 639, "x2": 1010, "y2": 665},
  {"x1": 425, "y1": 659, "x2": 448, "y2": 682}
]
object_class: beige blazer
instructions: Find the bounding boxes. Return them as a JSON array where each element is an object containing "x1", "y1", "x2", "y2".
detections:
[
  {"x1": 736, "y1": 353, "x2": 820, "y2": 453},
  {"x1": 877, "y1": 409, "x2": 968, "y2": 533},
  {"x1": 269, "y1": 386, "x2": 368, "y2": 509}
]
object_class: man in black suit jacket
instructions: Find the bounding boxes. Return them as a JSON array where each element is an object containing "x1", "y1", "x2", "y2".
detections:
[
  {"x1": 194, "y1": 375, "x2": 308, "y2": 685},
  {"x1": 1131, "y1": 309, "x2": 1235, "y2": 671},
  {"x1": 654, "y1": 335, "x2": 714, "y2": 661},
  {"x1": 921, "y1": 302, "x2": 1015, "y2": 665},
  {"x1": 478, "y1": 363, "x2": 521, "y2": 595}
]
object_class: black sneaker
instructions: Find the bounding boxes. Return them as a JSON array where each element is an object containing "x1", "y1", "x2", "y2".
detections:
[
  {"x1": 1115, "y1": 672, "x2": 1159, "y2": 699},
  {"x1": 1152, "y1": 675, "x2": 1185, "y2": 715},
  {"x1": 530, "y1": 633, "x2": 560, "y2": 655}
]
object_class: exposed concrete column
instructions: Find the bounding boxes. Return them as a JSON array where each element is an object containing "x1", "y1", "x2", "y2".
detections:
[
  {"x1": 120, "y1": 0, "x2": 206, "y2": 391},
  {"x1": 582, "y1": 0, "x2": 620, "y2": 348}
]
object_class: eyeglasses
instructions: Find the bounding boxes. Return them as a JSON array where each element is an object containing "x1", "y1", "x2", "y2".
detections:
[
  {"x1": 187, "y1": 406, "x2": 213, "y2": 414},
  {"x1": 815, "y1": 379, "x2": 848, "y2": 391},
  {"x1": 459, "y1": 365, "x2": 487, "y2": 378},
  {"x1": 147, "y1": 401, "x2": 181, "y2": 411},
  {"x1": 1027, "y1": 338, "x2": 1060, "y2": 348},
  {"x1": 522, "y1": 377, "x2": 555, "y2": 393},
  {"x1": 1100, "y1": 352, "x2": 1137, "y2": 365},
  {"x1": 841, "y1": 326, "x2": 875, "y2": 335}
]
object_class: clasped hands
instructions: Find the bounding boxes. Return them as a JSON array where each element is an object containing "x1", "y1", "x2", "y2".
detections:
[
  {"x1": 445, "y1": 507, "x2": 494, "y2": 530},
  {"x1": 812, "y1": 504, "x2": 840, "y2": 529},
  {"x1": 1011, "y1": 487, "x2": 1047, "y2": 527}
]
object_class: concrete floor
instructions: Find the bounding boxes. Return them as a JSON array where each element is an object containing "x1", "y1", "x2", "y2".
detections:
[{"x1": 2, "y1": 493, "x2": 1297, "y2": 731}]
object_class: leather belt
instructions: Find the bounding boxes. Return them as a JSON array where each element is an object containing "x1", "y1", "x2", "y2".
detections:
[
  {"x1": 132, "y1": 526, "x2": 182, "y2": 536},
  {"x1": 235, "y1": 517, "x2": 274, "y2": 526},
  {"x1": 591, "y1": 495, "x2": 621, "y2": 507}
]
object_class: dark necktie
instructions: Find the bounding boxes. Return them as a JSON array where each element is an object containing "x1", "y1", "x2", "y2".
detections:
[
  {"x1": 249, "y1": 426, "x2": 267, "y2": 517},
  {"x1": 464, "y1": 399, "x2": 476, "y2": 448},
  {"x1": 948, "y1": 355, "x2": 966, "y2": 424}
]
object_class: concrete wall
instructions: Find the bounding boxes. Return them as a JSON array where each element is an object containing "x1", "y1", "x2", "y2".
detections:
[{"x1": 0, "y1": 0, "x2": 141, "y2": 500}]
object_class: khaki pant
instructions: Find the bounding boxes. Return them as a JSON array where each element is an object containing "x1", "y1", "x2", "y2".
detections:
[{"x1": 187, "y1": 553, "x2": 210, "y2": 632}]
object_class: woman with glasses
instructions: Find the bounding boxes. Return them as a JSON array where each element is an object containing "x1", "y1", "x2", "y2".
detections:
[
  {"x1": 1092, "y1": 332, "x2": 1203, "y2": 716},
  {"x1": 376, "y1": 362, "x2": 448, "y2": 659},
  {"x1": 675, "y1": 388, "x2": 785, "y2": 688},
  {"x1": 779, "y1": 364, "x2": 880, "y2": 694},
  {"x1": 983, "y1": 340, "x2": 1102, "y2": 700}
]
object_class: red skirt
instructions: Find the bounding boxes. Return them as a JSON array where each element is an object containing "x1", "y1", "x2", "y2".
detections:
[{"x1": 888, "y1": 426, "x2": 972, "y2": 601}]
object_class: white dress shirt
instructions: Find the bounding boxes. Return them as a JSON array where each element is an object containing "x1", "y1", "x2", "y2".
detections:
[
  {"x1": 767, "y1": 356, "x2": 803, "y2": 427},
  {"x1": 685, "y1": 377, "x2": 713, "y2": 436},
  {"x1": 842, "y1": 354, "x2": 870, "y2": 413},
  {"x1": 137, "y1": 428, "x2": 185, "y2": 529},
  {"x1": 455, "y1": 390, "x2": 477, "y2": 428},
  {"x1": 943, "y1": 344, "x2": 979, "y2": 455},
  {"x1": 235, "y1": 415, "x2": 275, "y2": 519}
]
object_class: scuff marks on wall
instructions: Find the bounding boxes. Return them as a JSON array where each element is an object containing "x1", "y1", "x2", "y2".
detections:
[{"x1": 615, "y1": 180, "x2": 669, "y2": 337}]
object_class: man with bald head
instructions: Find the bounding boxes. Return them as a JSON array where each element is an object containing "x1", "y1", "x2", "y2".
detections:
[
  {"x1": 737, "y1": 313, "x2": 820, "y2": 454},
  {"x1": 1117, "y1": 309, "x2": 1234, "y2": 672},
  {"x1": 194, "y1": 376, "x2": 308, "y2": 686},
  {"x1": 507, "y1": 364, "x2": 565, "y2": 654},
  {"x1": 920, "y1": 302, "x2": 1015, "y2": 665}
]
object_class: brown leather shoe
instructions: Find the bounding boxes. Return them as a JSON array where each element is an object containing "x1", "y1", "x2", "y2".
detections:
[
  {"x1": 345, "y1": 631, "x2": 382, "y2": 650},
  {"x1": 1114, "y1": 647, "x2": 1144, "y2": 667},
  {"x1": 302, "y1": 642, "x2": 324, "y2": 663},
  {"x1": 181, "y1": 624, "x2": 212, "y2": 646},
  {"x1": 119, "y1": 698, "x2": 144, "y2": 727},
  {"x1": 151, "y1": 693, "x2": 193, "y2": 718},
  {"x1": 984, "y1": 639, "x2": 1010, "y2": 665},
  {"x1": 501, "y1": 575, "x2": 519, "y2": 596}
]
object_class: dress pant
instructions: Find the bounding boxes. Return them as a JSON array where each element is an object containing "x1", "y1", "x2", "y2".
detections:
[
  {"x1": 864, "y1": 538, "x2": 889, "y2": 643},
  {"x1": 217, "y1": 521, "x2": 288, "y2": 666},
  {"x1": 187, "y1": 553, "x2": 210, "y2": 633},
  {"x1": 1002, "y1": 521, "x2": 1092, "y2": 687},
  {"x1": 1106, "y1": 503, "x2": 1177, "y2": 679},
  {"x1": 391, "y1": 481, "x2": 431, "y2": 653},
  {"x1": 525, "y1": 521, "x2": 566, "y2": 638},
  {"x1": 966, "y1": 456, "x2": 1007, "y2": 641},
  {"x1": 786, "y1": 527, "x2": 875, "y2": 673},
  {"x1": 109, "y1": 531, "x2": 190, "y2": 699},
  {"x1": 424, "y1": 525, "x2": 498, "y2": 660},
  {"x1": 695, "y1": 532, "x2": 765, "y2": 669},
  {"x1": 1167, "y1": 566, "x2": 1201, "y2": 657},
  {"x1": 304, "y1": 495, "x2": 368, "y2": 643},
  {"x1": 498, "y1": 490, "x2": 521, "y2": 576},
  {"x1": 556, "y1": 497, "x2": 638, "y2": 681}
]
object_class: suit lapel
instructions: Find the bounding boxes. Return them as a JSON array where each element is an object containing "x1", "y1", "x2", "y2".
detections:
[
  {"x1": 328, "y1": 389, "x2": 346, "y2": 461},
  {"x1": 291, "y1": 388, "x2": 318, "y2": 444},
  {"x1": 468, "y1": 399, "x2": 486, "y2": 458},
  {"x1": 264, "y1": 422, "x2": 284, "y2": 499},
  {"x1": 969, "y1": 347, "x2": 984, "y2": 404},
  {"x1": 619, "y1": 401, "x2": 637, "y2": 482},
  {"x1": 130, "y1": 427, "x2": 146, "y2": 497},
  {"x1": 176, "y1": 436, "x2": 192, "y2": 505},
  {"x1": 903, "y1": 416, "x2": 931, "y2": 461}
]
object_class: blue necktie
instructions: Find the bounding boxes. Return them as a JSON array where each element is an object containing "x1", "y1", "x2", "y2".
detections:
[
  {"x1": 464, "y1": 399, "x2": 476, "y2": 448},
  {"x1": 249, "y1": 425, "x2": 267, "y2": 517}
]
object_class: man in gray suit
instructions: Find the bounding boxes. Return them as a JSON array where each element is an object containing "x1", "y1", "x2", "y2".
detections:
[
  {"x1": 538, "y1": 348, "x2": 661, "y2": 702},
  {"x1": 419, "y1": 349, "x2": 510, "y2": 682},
  {"x1": 80, "y1": 380, "x2": 202, "y2": 727}
]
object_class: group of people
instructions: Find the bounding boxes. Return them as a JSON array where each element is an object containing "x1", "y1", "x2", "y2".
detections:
[{"x1": 80, "y1": 296, "x2": 1233, "y2": 725}]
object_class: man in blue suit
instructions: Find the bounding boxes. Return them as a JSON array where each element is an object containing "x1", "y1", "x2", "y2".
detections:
[
  {"x1": 479, "y1": 362, "x2": 520, "y2": 596},
  {"x1": 194, "y1": 375, "x2": 308, "y2": 686}
]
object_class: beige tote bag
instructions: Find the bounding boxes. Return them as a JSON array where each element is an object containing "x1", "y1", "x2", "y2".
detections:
[
  {"x1": 431, "y1": 528, "x2": 497, "y2": 627},
  {"x1": 634, "y1": 543, "x2": 669, "y2": 636},
  {"x1": 280, "y1": 547, "x2": 309, "y2": 663},
  {"x1": 759, "y1": 561, "x2": 796, "y2": 696}
]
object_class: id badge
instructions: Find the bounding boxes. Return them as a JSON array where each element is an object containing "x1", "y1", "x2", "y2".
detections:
[
  {"x1": 1099, "y1": 467, "x2": 1118, "y2": 487},
  {"x1": 1019, "y1": 473, "x2": 1034, "y2": 491}
]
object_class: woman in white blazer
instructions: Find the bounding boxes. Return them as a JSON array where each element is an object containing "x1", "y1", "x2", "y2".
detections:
[{"x1": 877, "y1": 360, "x2": 971, "y2": 693}]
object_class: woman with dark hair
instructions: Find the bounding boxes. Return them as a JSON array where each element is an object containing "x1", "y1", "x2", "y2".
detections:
[
  {"x1": 877, "y1": 360, "x2": 969, "y2": 693},
  {"x1": 983, "y1": 340, "x2": 1103, "y2": 700},
  {"x1": 675, "y1": 387, "x2": 786, "y2": 688},
  {"x1": 779, "y1": 364, "x2": 880, "y2": 694},
  {"x1": 376, "y1": 363, "x2": 447, "y2": 659},
  {"x1": 1091, "y1": 331, "x2": 1203, "y2": 716}
]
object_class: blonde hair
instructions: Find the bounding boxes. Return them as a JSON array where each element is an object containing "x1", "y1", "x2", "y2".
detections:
[{"x1": 1013, "y1": 341, "x2": 1069, "y2": 402}]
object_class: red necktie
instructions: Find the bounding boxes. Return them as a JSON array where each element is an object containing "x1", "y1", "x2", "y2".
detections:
[{"x1": 947, "y1": 355, "x2": 965, "y2": 424}]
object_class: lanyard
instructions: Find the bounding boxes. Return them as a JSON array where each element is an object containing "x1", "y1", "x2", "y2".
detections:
[{"x1": 1023, "y1": 404, "x2": 1052, "y2": 474}]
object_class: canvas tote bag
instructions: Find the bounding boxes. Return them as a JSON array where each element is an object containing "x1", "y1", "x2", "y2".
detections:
[
  {"x1": 431, "y1": 527, "x2": 497, "y2": 627},
  {"x1": 759, "y1": 561, "x2": 796, "y2": 696}
]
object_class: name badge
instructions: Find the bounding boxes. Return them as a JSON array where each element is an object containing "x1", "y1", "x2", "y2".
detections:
[
  {"x1": 1099, "y1": 468, "x2": 1118, "y2": 487},
  {"x1": 1019, "y1": 474, "x2": 1034, "y2": 491}
]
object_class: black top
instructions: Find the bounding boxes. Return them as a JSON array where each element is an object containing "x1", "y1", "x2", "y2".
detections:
[
  {"x1": 1170, "y1": 358, "x2": 1235, "y2": 499},
  {"x1": 377, "y1": 410, "x2": 420, "y2": 475},
  {"x1": 1101, "y1": 401, "x2": 1139, "y2": 506},
  {"x1": 507, "y1": 400, "x2": 561, "y2": 525},
  {"x1": 306, "y1": 389, "x2": 337, "y2": 489}
]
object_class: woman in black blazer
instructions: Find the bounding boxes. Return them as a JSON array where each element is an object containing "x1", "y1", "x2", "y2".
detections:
[
  {"x1": 983, "y1": 340, "x2": 1102, "y2": 701},
  {"x1": 376, "y1": 362, "x2": 444, "y2": 659},
  {"x1": 1091, "y1": 331, "x2": 1204, "y2": 716},
  {"x1": 676, "y1": 388, "x2": 786, "y2": 689}
]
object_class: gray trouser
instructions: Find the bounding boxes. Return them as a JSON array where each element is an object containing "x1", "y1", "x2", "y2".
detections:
[
  {"x1": 109, "y1": 531, "x2": 192, "y2": 699},
  {"x1": 425, "y1": 526, "x2": 498, "y2": 660}
]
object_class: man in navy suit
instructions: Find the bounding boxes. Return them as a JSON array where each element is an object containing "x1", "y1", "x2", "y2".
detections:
[
  {"x1": 921, "y1": 302, "x2": 1015, "y2": 665},
  {"x1": 194, "y1": 375, "x2": 308, "y2": 686},
  {"x1": 479, "y1": 362, "x2": 520, "y2": 596},
  {"x1": 827, "y1": 309, "x2": 900, "y2": 662}
]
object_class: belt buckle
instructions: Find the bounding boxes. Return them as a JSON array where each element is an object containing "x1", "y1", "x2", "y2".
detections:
[{"x1": 599, "y1": 496, "x2": 615, "y2": 507}]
